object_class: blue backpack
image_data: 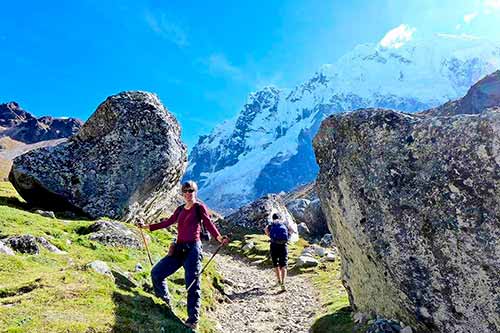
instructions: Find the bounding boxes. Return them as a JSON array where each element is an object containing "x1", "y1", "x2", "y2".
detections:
[{"x1": 269, "y1": 222, "x2": 289, "y2": 244}]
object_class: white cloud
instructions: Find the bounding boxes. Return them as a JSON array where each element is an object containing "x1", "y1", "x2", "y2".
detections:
[
  {"x1": 379, "y1": 24, "x2": 417, "y2": 49},
  {"x1": 484, "y1": 0, "x2": 500, "y2": 10},
  {"x1": 463, "y1": 12, "x2": 478, "y2": 23},
  {"x1": 202, "y1": 53, "x2": 244, "y2": 81},
  {"x1": 145, "y1": 11, "x2": 188, "y2": 47}
]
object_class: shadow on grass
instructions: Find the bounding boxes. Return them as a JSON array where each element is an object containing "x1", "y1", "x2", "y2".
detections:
[
  {"x1": 310, "y1": 306, "x2": 368, "y2": 333},
  {"x1": 111, "y1": 269, "x2": 193, "y2": 333},
  {"x1": 112, "y1": 291, "x2": 192, "y2": 333},
  {"x1": 0, "y1": 195, "x2": 31, "y2": 211}
]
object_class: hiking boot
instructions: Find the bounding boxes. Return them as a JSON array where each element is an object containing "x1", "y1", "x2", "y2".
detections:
[{"x1": 281, "y1": 283, "x2": 286, "y2": 292}]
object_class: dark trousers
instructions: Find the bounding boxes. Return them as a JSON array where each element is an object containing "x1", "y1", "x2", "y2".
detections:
[
  {"x1": 270, "y1": 242, "x2": 288, "y2": 268},
  {"x1": 151, "y1": 241, "x2": 203, "y2": 324}
]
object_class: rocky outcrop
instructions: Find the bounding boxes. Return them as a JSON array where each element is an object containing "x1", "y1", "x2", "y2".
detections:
[
  {"x1": 9, "y1": 91, "x2": 187, "y2": 220},
  {"x1": 285, "y1": 183, "x2": 329, "y2": 237},
  {"x1": 313, "y1": 74, "x2": 500, "y2": 332},
  {"x1": 79, "y1": 220, "x2": 143, "y2": 249},
  {"x1": 303, "y1": 199, "x2": 329, "y2": 236},
  {"x1": 0, "y1": 102, "x2": 82, "y2": 144},
  {"x1": 6, "y1": 235, "x2": 40, "y2": 254},
  {"x1": 423, "y1": 70, "x2": 500, "y2": 117},
  {"x1": 223, "y1": 194, "x2": 298, "y2": 241}
]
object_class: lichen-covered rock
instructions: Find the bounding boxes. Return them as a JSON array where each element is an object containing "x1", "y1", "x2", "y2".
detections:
[
  {"x1": 0, "y1": 241, "x2": 15, "y2": 255},
  {"x1": 6, "y1": 235, "x2": 39, "y2": 254},
  {"x1": 319, "y1": 233, "x2": 334, "y2": 248},
  {"x1": 9, "y1": 91, "x2": 187, "y2": 220},
  {"x1": 286, "y1": 198, "x2": 310, "y2": 223},
  {"x1": 36, "y1": 237, "x2": 65, "y2": 254},
  {"x1": 313, "y1": 76, "x2": 500, "y2": 333},
  {"x1": 35, "y1": 210, "x2": 56, "y2": 219},
  {"x1": 303, "y1": 199, "x2": 329, "y2": 236},
  {"x1": 365, "y1": 318, "x2": 402, "y2": 333},
  {"x1": 87, "y1": 260, "x2": 112, "y2": 277},
  {"x1": 224, "y1": 194, "x2": 298, "y2": 242},
  {"x1": 81, "y1": 220, "x2": 142, "y2": 249}
]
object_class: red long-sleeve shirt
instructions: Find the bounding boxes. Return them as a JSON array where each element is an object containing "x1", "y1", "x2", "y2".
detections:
[{"x1": 148, "y1": 202, "x2": 221, "y2": 243}]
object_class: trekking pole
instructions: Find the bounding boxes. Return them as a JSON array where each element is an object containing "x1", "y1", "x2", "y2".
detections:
[
  {"x1": 139, "y1": 227, "x2": 154, "y2": 266},
  {"x1": 135, "y1": 212, "x2": 154, "y2": 266},
  {"x1": 186, "y1": 240, "x2": 227, "y2": 293}
]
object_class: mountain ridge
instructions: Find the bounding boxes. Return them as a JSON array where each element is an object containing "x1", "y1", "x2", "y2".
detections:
[{"x1": 186, "y1": 35, "x2": 500, "y2": 213}]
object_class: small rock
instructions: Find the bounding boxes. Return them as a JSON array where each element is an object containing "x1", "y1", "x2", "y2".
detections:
[
  {"x1": 37, "y1": 237, "x2": 66, "y2": 254},
  {"x1": 0, "y1": 241, "x2": 15, "y2": 255},
  {"x1": 353, "y1": 312, "x2": 368, "y2": 324},
  {"x1": 319, "y1": 234, "x2": 334, "y2": 248},
  {"x1": 242, "y1": 241, "x2": 255, "y2": 251},
  {"x1": 296, "y1": 256, "x2": 319, "y2": 268},
  {"x1": 324, "y1": 252, "x2": 336, "y2": 262},
  {"x1": 87, "y1": 260, "x2": 112, "y2": 277},
  {"x1": 66, "y1": 239, "x2": 72, "y2": 245},
  {"x1": 35, "y1": 210, "x2": 56, "y2": 219},
  {"x1": 313, "y1": 245, "x2": 327, "y2": 257},
  {"x1": 135, "y1": 263, "x2": 143, "y2": 272},
  {"x1": 401, "y1": 327, "x2": 413, "y2": 333}
]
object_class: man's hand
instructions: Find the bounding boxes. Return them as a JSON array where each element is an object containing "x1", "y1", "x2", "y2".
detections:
[{"x1": 217, "y1": 235, "x2": 230, "y2": 245}]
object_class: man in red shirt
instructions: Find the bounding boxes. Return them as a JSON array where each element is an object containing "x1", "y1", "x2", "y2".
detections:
[{"x1": 140, "y1": 180, "x2": 228, "y2": 329}]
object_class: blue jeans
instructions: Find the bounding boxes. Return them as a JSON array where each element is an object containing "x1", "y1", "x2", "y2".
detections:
[{"x1": 151, "y1": 241, "x2": 203, "y2": 324}]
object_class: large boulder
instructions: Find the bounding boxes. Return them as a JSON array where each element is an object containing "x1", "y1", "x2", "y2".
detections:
[
  {"x1": 286, "y1": 198, "x2": 310, "y2": 223},
  {"x1": 224, "y1": 194, "x2": 298, "y2": 241},
  {"x1": 313, "y1": 74, "x2": 500, "y2": 333},
  {"x1": 9, "y1": 91, "x2": 187, "y2": 220},
  {"x1": 303, "y1": 199, "x2": 329, "y2": 236},
  {"x1": 80, "y1": 220, "x2": 143, "y2": 249}
]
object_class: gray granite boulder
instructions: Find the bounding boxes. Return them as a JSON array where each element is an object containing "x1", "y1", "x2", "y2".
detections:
[
  {"x1": 224, "y1": 194, "x2": 298, "y2": 241},
  {"x1": 313, "y1": 73, "x2": 500, "y2": 333},
  {"x1": 9, "y1": 91, "x2": 187, "y2": 220},
  {"x1": 286, "y1": 198, "x2": 310, "y2": 223},
  {"x1": 6, "y1": 235, "x2": 39, "y2": 254},
  {"x1": 296, "y1": 255, "x2": 319, "y2": 268},
  {"x1": 303, "y1": 199, "x2": 329, "y2": 236},
  {"x1": 81, "y1": 220, "x2": 142, "y2": 249}
]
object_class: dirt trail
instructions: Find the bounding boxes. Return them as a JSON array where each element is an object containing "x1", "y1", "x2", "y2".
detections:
[{"x1": 207, "y1": 248, "x2": 322, "y2": 333}]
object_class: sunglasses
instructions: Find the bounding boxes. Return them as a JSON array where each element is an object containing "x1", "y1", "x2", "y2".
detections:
[{"x1": 182, "y1": 189, "x2": 195, "y2": 193}]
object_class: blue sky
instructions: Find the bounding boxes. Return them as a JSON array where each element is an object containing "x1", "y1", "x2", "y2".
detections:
[{"x1": 1, "y1": 0, "x2": 499, "y2": 149}]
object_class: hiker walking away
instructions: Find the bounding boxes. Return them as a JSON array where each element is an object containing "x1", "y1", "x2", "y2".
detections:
[
  {"x1": 139, "y1": 180, "x2": 229, "y2": 330},
  {"x1": 264, "y1": 212, "x2": 290, "y2": 292}
]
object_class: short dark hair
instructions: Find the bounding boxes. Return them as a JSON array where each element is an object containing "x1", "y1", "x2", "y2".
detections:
[{"x1": 272, "y1": 213, "x2": 280, "y2": 220}]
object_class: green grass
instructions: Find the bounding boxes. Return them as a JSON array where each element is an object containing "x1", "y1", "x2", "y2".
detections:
[
  {"x1": 0, "y1": 182, "x2": 221, "y2": 333},
  {"x1": 224, "y1": 231, "x2": 364, "y2": 333}
]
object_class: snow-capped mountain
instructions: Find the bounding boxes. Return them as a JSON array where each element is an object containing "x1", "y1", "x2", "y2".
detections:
[{"x1": 185, "y1": 34, "x2": 500, "y2": 213}]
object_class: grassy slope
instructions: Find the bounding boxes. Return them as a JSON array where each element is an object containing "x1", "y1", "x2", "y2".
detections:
[
  {"x1": 0, "y1": 182, "x2": 221, "y2": 333},
  {"x1": 226, "y1": 233, "x2": 369, "y2": 333}
]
